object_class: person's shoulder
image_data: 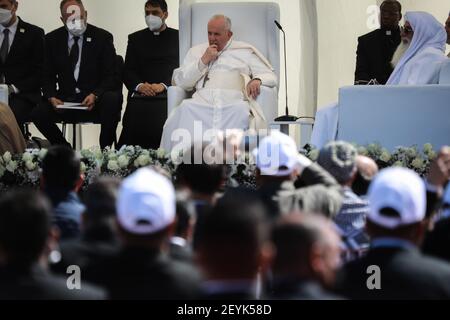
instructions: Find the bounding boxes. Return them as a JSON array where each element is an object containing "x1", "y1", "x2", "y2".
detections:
[
  {"x1": 40, "y1": 273, "x2": 106, "y2": 300},
  {"x1": 165, "y1": 27, "x2": 179, "y2": 35},
  {"x1": 18, "y1": 18, "x2": 45, "y2": 36},
  {"x1": 45, "y1": 26, "x2": 66, "y2": 40},
  {"x1": 358, "y1": 29, "x2": 381, "y2": 42},
  {"x1": 87, "y1": 24, "x2": 113, "y2": 41},
  {"x1": 128, "y1": 28, "x2": 149, "y2": 39}
]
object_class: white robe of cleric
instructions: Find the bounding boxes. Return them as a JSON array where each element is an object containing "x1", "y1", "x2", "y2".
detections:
[
  {"x1": 311, "y1": 11, "x2": 448, "y2": 149},
  {"x1": 160, "y1": 39, "x2": 277, "y2": 151}
]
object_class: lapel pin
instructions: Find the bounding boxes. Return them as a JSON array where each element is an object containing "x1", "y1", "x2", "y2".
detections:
[
  {"x1": 87, "y1": 37, "x2": 92, "y2": 42},
  {"x1": 20, "y1": 28, "x2": 25, "y2": 33}
]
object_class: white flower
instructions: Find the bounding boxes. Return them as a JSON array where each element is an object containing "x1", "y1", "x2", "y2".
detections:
[
  {"x1": 379, "y1": 151, "x2": 391, "y2": 163},
  {"x1": 423, "y1": 143, "x2": 433, "y2": 154},
  {"x1": 0, "y1": 165, "x2": 5, "y2": 178},
  {"x1": 38, "y1": 149, "x2": 48, "y2": 160},
  {"x1": 93, "y1": 148, "x2": 103, "y2": 160},
  {"x1": 25, "y1": 160, "x2": 37, "y2": 171},
  {"x1": 22, "y1": 152, "x2": 33, "y2": 162},
  {"x1": 80, "y1": 161, "x2": 87, "y2": 173},
  {"x1": 107, "y1": 160, "x2": 119, "y2": 171},
  {"x1": 357, "y1": 146, "x2": 368, "y2": 156},
  {"x1": 393, "y1": 161, "x2": 404, "y2": 167},
  {"x1": 3, "y1": 151, "x2": 12, "y2": 163},
  {"x1": 156, "y1": 148, "x2": 166, "y2": 159},
  {"x1": 6, "y1": 160, "x2": 17, "y2": 173},
  {"x1": 411, "y1": 157, "x2": 424, "y2": 170},
  {"x1": 125, "y1": 146, "x2": 135, "y2": 154},
  {"x1": 427, "y1": 150, "x2": 437, "y2": 160},
  {"x1": 308, "y1": 149, "x2": 319, "y2": 162},
  {"x1": 107, "y1": 152, "x2": 118, "y2": 161},
  {"x1": 135, "y1": 155, "x2": 150, "y2": 167},
  {"x1": 118, "y1": 155, "x2": 129, "y2": 169}
]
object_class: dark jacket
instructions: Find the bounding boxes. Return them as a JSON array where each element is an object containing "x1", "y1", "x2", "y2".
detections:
[
  {"x1": 270, "y1": 278, "x2": 343, "y2": 300},
  {"x1": 86, "y1": 246, "x2": 202, "y2": 300},
  {"x1": 0, "y1": 264, "x2": 105, "y2": 300},
  {"x1": 42, "y1": 24, "x2": 116, "y2": 100},
  {"x1": 335, "y1": 245, "x2": 450, "y2": 299},
  {"x1": 355, "y1": 28, "x2": 401, "y2": 85},
  {"x1": 0, "y1": 17, "x2": 44, "y2": 104},
  {"x1": 123, "y1": 27, "x2": 179, "y2": 98}
]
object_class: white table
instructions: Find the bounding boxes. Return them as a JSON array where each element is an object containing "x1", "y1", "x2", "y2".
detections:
[{"x1": 270, "y1": 118, "x2": 315, "y2": 149}]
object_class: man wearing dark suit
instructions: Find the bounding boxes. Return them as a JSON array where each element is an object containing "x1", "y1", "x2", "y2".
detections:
[
  {"x1": 0, "y1": 190, "x2": 105, "y2": 300},
  {"x1": 269, "y1": 214, "x2": 343, "y2": 300},
  {"x1": 118, "y1": 0, "x2": 179, "y2": 149},
  {"x1": 0, "y1": 0, "x2": 44, "y2": 135},
  {"x1": 86, "y1": 168, "x2": 202, "y2": 300},
  {"x1": 354, "y1": 0, "x2": 402, "y2": 85},
  {"x1": 31, "y1": 0, "x2": 122, "y2": 149},
  {"x1": 335, "y1": 168, "x2": 450, "y2": 300}
]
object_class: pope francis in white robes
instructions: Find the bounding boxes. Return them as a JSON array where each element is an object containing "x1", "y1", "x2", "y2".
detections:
[{"x1": 160, "y1": 15, "x2": 277, "y2": 152}]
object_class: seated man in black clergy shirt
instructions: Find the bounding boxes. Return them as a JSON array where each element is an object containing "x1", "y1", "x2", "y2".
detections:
[
  {"x1": 31, "y1": 0, "x2": 122, "y2": 149},
  {"x1": 0, "y1": 0, "x2": 44, "y2": 136},
  {"x1": 354, "y1": 0, "x2": 402, "y2": 85},
  {"x1": 118, "y1": 0, "x2": 179, "y2": 150}
]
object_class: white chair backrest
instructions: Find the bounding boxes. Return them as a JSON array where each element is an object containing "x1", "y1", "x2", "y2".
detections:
[
  {"x1": 179, "y1": 0, "x2": 280, "y2": 82},
  {"x1": 438, "y1": 59, "x2": 450, "y2": 84}
]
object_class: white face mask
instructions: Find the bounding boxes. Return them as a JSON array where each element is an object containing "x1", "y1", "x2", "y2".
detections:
[
  {"x1": 66, "y1": 18, "x2": 87, "y2": 37},
  {"x1": 0, "y1": 8, "x2": 13, "y2": 25},
  {"x1": 146, "y1": 14, "x2": 163, "y2": 32}
]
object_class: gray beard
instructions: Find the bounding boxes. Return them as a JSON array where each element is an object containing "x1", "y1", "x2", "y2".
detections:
[{"x1": 391, "y1": 40, "x2": 411, "y2": 68}]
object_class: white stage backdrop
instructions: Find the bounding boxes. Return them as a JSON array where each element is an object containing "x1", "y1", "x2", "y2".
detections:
[{"x1": 18, "y1": 0, "x2": 450, "y2": 148}]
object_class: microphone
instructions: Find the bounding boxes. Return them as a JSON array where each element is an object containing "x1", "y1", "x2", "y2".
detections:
[{"x1": 274, "y1": 20, "x2": 298, "y2": 122}]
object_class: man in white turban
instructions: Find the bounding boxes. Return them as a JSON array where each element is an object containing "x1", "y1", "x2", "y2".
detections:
[
  {"x1": 311, "y1": 11, "x2": 447, "y2": 149},
  {"x1": 388, "y1": 11, "x2": 447, "y2": 84}
]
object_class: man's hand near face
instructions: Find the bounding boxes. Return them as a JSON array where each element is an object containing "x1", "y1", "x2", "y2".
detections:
[
  {"x1": 246, "y1": 78, "x2": 262, "y2": 100},
  {"x1": 201, "y1": 45, "x2": 219, "y2": 65}
]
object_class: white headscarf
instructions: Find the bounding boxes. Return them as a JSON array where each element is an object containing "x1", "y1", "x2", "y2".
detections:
[{"x1": 387, "y1": 12, "x2": 447, "y2": 85}]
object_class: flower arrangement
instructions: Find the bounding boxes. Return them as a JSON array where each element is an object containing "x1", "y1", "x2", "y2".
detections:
[
  {"x1": 305, "y1": 143, "x2": 437, "y2": 177},
  {"x1": 0, "y1": 143, "x2": 442, "y2": 192}
]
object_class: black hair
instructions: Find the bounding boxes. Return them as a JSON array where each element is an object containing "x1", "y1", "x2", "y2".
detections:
[
  {"x1": 0, "y1": 190, "x2": 52, "y2": 267},
  {"x1": 60, "y1": 0, "x2": 84, "y2": 13},
  {"x1": 381, "y1": 0, "x2": 402, "y2": 13},
  {"x1": 42, "y1": 145, "x2": 81, "y2": 192},
  {"x1": 145, "y1": 0, "x2": 168, "y2": 12}
]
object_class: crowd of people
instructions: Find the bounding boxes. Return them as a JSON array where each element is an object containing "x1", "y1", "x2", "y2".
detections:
[{"x1": 1, "y1": 134, "x2": 450, "y2": 300}]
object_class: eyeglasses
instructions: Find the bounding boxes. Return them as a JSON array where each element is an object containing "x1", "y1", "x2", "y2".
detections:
[{"x1": 401, "y1": 26, "x2": 414, "y2": 34}]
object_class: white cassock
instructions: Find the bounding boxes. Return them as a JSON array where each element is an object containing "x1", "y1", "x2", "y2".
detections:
[
  {"x1": 160, "y1": 39, "x2": 277, "y2": 151},
  {"x1": 311, "y1": 11, "x2": 448, "y2": 149}
]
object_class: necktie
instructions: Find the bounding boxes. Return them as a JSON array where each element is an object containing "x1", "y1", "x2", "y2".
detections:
[
  {"x1": 0, "y1": 29, "x2": 10, "y2": 64},
  {"x1": 69, "y1": 36, "x2": 80, "y2": 73}
]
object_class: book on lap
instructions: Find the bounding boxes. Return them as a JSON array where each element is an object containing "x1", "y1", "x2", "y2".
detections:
[{"x1": 56, "y1": 102, "x2": 88, "y2": 110}]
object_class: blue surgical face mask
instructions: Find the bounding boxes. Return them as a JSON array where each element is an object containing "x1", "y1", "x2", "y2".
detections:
[
  {"x1": 66, "y1": 18, "x2": 87, "y2": 37},
  {"x1": 0, "y1": 8, "x2": 13, "y2": 25},
  {"x1": 146, "y1": 14, "x2": 163, "y2": 32}
]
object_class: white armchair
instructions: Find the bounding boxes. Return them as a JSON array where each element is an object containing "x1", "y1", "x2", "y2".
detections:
[{"x1": 168, "y1": 0, "x2": 280, "y2": 123}]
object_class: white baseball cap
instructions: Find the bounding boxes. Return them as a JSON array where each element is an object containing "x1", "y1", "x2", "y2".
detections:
[
  {"x1": 368, "y1": 167, "x2": 426, "y2": 229},
  {"x1": 253, "y1": 131, "x2": 311, "y2": 176},
  {"x1": 117, "y1": 167, "x2": 175, "y2": 235}
]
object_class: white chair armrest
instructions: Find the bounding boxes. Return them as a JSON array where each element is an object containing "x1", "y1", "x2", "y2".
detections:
[
  {"x1": 167, "y1": 86, "x2": 188, "y2": 116},
  {"x1": 256, "y1": 86, "x2": 278, "y2": 123}
]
